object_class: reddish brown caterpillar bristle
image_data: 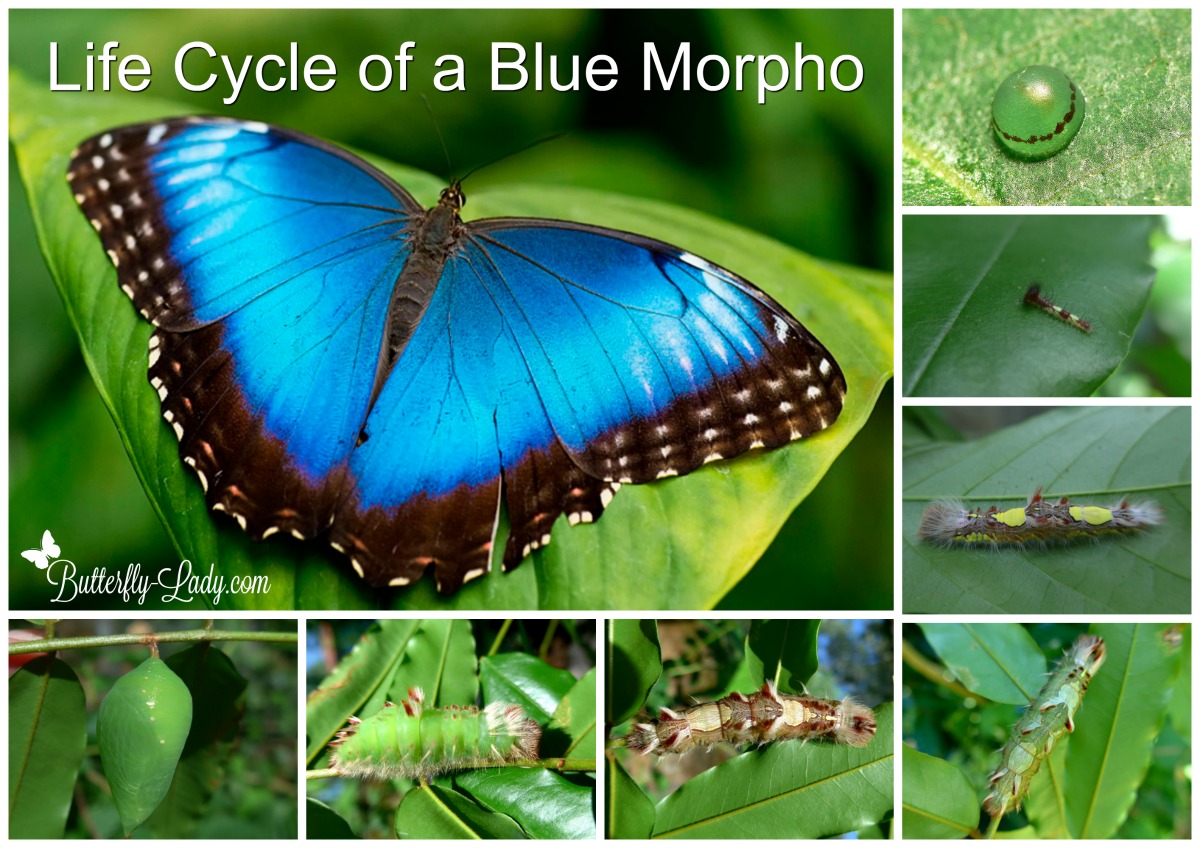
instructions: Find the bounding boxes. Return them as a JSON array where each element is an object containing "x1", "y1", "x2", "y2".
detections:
[{"x1": 1023, "y1": 284, "x2": 1092, "y2": 334}]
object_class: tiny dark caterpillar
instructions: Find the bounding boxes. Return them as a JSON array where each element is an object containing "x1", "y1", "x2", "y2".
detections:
[
  {"x1": 918, "y1": 487, "x2": 1162, "y2": 548},
  {"x1": 620, "y1": 680, "x2": 876, "y2": 755},
  {"x1": 329, "y1": 687, "x2": 541, "y2": 780},
  {"x1": 983, "y1": 634, "x2": 1106, "y2": 818},
  {"x1": 1024, "y1": 284, "x2": 1092, "y2": 333}
]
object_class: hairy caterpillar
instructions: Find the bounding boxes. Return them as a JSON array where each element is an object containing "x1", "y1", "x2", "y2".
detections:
[
  {"x1": 1024, "y1": 284, "x2": 1092, "y2": 333},
  {"x1": 918, "y1": 487, "x2": 1162, "y2": 548},
  {"x1": 983, "y1": 634, "x2": 1106, "y2": 818},
  {"x1": 620, "y1": 680, "x2": 876, "y2": 755},
  {"x1": 329, "y1": 687, "x2": 541, "y2": 780}
]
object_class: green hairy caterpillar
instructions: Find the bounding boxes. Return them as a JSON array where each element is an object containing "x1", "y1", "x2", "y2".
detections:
[
  {"x1": 983, "y1": 634, "x2": 1106, "y2": 818},
  {"x1": 97, "y1": 657, "x2": 194, "y2": 836},
  {"x1": 919, "y1": 487, "x2": 1162, "y2": 548},
  {"x1": 329, "y1": 687, "x2": 541, "y2": 780},
  {"x1": 621, "y1": 680, "x2": 876, "y2": 754}
]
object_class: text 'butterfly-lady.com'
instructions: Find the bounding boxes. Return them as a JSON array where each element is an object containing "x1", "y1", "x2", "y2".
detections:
[{"x1": 66, "y1": 117, "x2": 845, "y2": 593}]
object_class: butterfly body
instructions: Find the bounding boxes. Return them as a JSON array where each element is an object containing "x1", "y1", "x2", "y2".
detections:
[{"x1": 67, "y1": 117, "x2": 845, "y2": 593}]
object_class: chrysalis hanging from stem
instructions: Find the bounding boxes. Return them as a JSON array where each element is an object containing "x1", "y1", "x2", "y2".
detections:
[
  {"x1": 329, "y1": 687, "x2": 541, "y2": 780},
  {"x1": 918, "y1": 487, "x2": 1162, "y2": 548},
  {"x1": 982, "y1": 634, "x2": 1106, "y2": 822},
  {"x1": 619, "y1": 680, "x2": 876, "y2": 755}
]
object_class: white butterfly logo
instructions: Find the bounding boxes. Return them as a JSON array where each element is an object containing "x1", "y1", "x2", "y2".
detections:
[{"x1": 21, "y1": 529, "x2": 61, "y2": 570}]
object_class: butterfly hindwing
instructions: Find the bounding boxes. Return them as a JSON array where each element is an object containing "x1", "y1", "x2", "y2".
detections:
[{"x1": 67, "y1": 117, "x2": 846, "y2": 593}]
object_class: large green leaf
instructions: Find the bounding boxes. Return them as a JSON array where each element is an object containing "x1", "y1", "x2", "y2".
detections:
[
  {"x1": 744, "y1": 619, "x2": 820, "y2": 691},
  {"x1": 903, "y1": 406, "x2": 1191, "y2": 613},
  {"x1": 606, "y1": 756, "x2": 656, "y2": 839},
  {"x1": 393, "y1": 784, "x2": 527, "y2": 839},
  {"x1": 455, "y1": 769, "x2": 595, "y2": 839},
  {"x1": 10, "y1": 71, "x2": 891, "y2": 612},
  {"x1": 901, "y1": 746, "x2": 979, "y2": 839},
  {"x1": 546, "y1": 668, "x2": 597, "y2": 759},
  {"x1": 903, "y1": 216, "x2": 1156, "y2": 396},
  {"x1": 650, "y1": 702, "x2": 893, "y2": 838},
  {"x1": 919, "y1": 623, "x2": 1045, "y2": 704},
  {"x1": 479, "y1": 653, "x2": 577, "y2": 726},
  {"x1": 8, "y1": 657, "x2": 87, "y2": 838},
  {"x1": 1064, "y1": 623, "x2": 1182, "y2": 838},
  {"x1": 902, "y1": 9, "x2": 1190, "y2": 205},
  {"x1": 606, "y1": 619, "x2": 661, "y2": 726}
]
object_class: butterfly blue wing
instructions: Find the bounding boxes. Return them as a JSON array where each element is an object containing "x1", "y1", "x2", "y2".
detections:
[
  {"x1": 333, "y1": 218, "x2": 846, "y2": 590},
  {"x1": 68, "y1": 118, "x2": 846, "y2": 594},
  {"x1": 67, "y1": 117, "x2": 418, "y2": 541}
]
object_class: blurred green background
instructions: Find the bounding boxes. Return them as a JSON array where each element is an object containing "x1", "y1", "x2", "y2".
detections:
[{"x1": 10, "y1": 10, "x2": 893, "y2": 609}]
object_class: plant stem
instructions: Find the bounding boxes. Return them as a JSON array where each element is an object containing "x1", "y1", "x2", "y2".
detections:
[
  {"x1": 305, "y1": 757, "x2": 596, "y2": 780},
  {"x1": 8, "y1": 630, "x2": 297, "y2": 654},
  {"x1": 984, "y1": 813, "x2": 1002, "y2": 840}
]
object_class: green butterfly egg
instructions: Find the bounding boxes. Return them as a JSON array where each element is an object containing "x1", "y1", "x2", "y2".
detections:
[
  {"x1": 97, "y1": 657, "x2": 193, "y2": 835},
  {"x1": 991, "y1": 65, "x2": 1085, "y2": 160}
]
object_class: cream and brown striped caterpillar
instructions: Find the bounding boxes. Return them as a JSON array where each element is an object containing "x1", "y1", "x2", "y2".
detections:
[
  {"x1": 983, "y1": 635, "x2": 1106, "y2": 818},
  {"x1": 329, "y1": 687, "x2": 541, "y2": 780},
  {"x1": 1024, "y1": 284, "x2": 1093, "y2": 334},
  {"x1": 919, "y1": 487, "x2": 1162, "y2": 548},
  {"x1": 621, "y1": 680, "x2": 876, "y2": 755}
]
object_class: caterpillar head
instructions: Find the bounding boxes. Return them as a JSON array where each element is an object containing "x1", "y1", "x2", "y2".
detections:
[{"x1": 1070, "y1": 635, "x2": 1106, "y2": 678}]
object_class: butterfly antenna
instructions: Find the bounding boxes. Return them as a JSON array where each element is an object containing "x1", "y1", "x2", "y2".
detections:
[
  {"x1": 420, "y1": 94, "x2": 456, "y2": 182},
  {"x1": 457, "y1": 133, "x2": 566, "y2": 185}
]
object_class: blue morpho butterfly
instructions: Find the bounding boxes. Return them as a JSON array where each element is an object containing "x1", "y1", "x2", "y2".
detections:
[{"x1": 66, "y1": 117, "x2": 846, "y2": 594}]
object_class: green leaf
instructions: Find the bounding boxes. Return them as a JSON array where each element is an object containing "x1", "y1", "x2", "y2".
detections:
[
  {"x1": 650, "y1": 703, "x2": 894, "y2": 838},
  {"x1": 606, "y1": 756, "x2": 656, "y2": 839},
  {"x1": 393, "y1": 784, "x2": 527, "y2": 839},
  {"x1": 901, "y1": 746, "x2": 980, "y2": 839},
  {"x1": 10, "y1": 70, "x2": 891, "y2": 611},
  {"x1": 547, "y1": 668, "x2": 597, "y2": 759},
  {"x1": 385, "y1": 619, "x2": 478, "y2": 709},
  {"x1": 903, "y1": 406, "x2": 1191, "y2": 613},
  {"x1": 1065, "y1": 623, "x2": 1182, "y2": 838},
  {"x1": 902, "y1": 216, "x2": 1155, "y2": 396},
  {"x1": 919, "y1": 623, "x2": 1045, "y2": 704},
  {"x1": 903, "y1": 9, "x2": 1191, "y2": 205},
  {"x1": 8, "y1": 657, "x2": 87, "y2": 838},
  {"x1": 456, "y1": 768, "x2": 595, "y2": 839},
  {"x1": 143, "y1": 645, "x2": 248, "y2": 838},
  {"x1": 744, "y1": 619, "x2": 820, "y2": 692},
  {"x1": 606, "y1": 619, "x2": 661, "y2": 725},
  {"x1": 479, "y1": 653, "x2": 577, "y2": 726},
  {"x1": 306, "y1": 798, "x2": 358, "y2": 839}
]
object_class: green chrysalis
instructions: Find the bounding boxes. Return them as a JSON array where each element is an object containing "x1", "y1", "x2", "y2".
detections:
[
  {"x1": 991, "y1": 65, "x2": 1085, "y2": 160},
  {"x1": 97, "y1": 656, "x2": 193, "y2": 835}
]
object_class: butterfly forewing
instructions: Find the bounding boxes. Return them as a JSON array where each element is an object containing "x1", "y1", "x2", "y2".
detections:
[{"x1": 66, "y1": 116, "x2": 845, "y2": 593}]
